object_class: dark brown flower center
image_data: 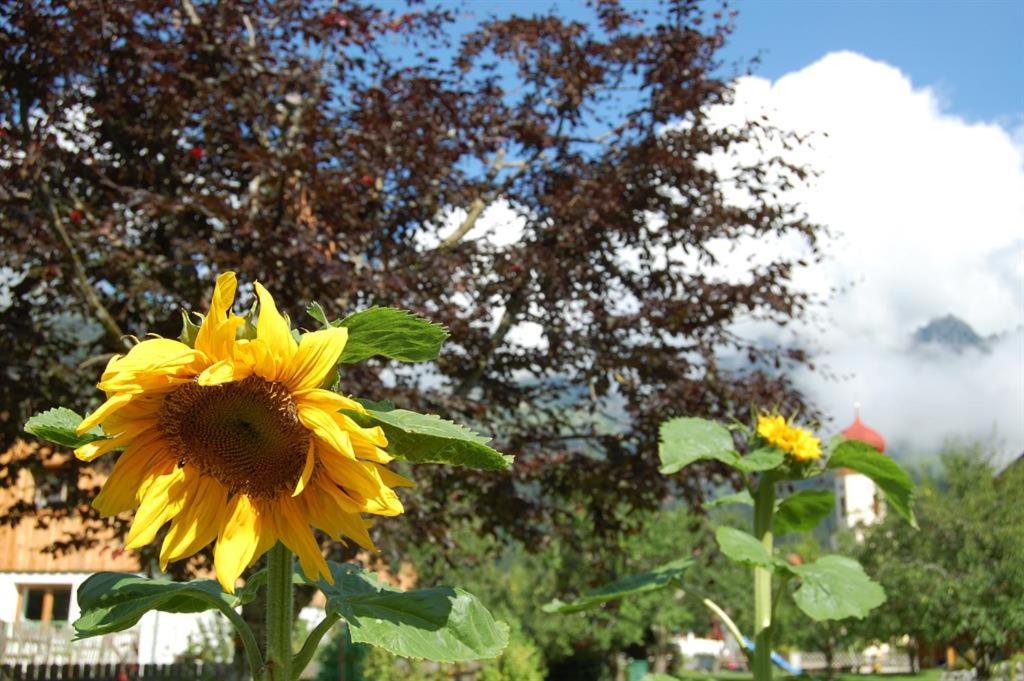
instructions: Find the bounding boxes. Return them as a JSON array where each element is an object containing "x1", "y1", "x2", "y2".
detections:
[{"x1": 159, "y1": 376, "x2": 310, "y2": 499}]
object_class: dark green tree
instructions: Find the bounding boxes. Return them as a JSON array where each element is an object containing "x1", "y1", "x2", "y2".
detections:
[{"x1": 859, "y1": 447, "x2": 1024, "y2": 678}]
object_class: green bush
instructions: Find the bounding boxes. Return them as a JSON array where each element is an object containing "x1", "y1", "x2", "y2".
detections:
[{"x1": 477, "y1": 625, "x2": 545, "y2": 681}]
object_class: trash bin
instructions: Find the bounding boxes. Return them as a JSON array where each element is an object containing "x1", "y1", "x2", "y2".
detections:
[{"x1": 626, "y1": 658, "x2": 650, "y2": 681}]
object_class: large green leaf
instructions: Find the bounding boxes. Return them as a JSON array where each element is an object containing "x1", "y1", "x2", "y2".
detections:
[
  {"x1": 827, "y1": 440, "x2": 917, "y2": 527},
  {"x1": 706, "y1": 490, "x2": 754, "y2": 508},
  {"x1": 24, "y1": 407, "x2": 104, "y2": 448},
  {"x1": 542, "y1": 558, "x2": 694, "y2": 614},
  {"x1": 348, "y1": 407, "x2": 512, "y2": 471},
  {"x1": 659, "y1": 417, "x2": 738, "y2": 475},
  {"x1": 73, "y1": 573, "x2": 245, "y2": 639},
  {"x1": 775, "y1": 490, "x2": 835, "y2": 535},
  {"x1": 791, "y1": 556, "x2": 886, "y2": 621},
  {"x1": 327, "y1": 306, "x2": 448, "y2": 364},
  {"x1": 733, "y1": 447, "x2": 785, "y2": 473},
  {"x1": 714, "y1": 527, "x2": 776, "y2": 569},
  {"x1": 315, "y1": 562, "x2": 508, "y2": 662}
]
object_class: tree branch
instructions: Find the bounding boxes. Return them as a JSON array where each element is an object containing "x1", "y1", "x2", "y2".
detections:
[{"x1": 40, "y1": 184, "x2": 129, "y2": 350}]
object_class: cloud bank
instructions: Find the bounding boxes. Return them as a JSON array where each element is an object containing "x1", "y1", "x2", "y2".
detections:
[{"x1": 715, "y1": 51, "x2": 1023, "y2": 463}]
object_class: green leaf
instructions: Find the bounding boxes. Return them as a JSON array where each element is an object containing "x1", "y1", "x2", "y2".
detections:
[
  {"x1": 315, "y1": 562, "x2": 508, "y2": 662},
  {"x1": 73, "y1": 573, "x2": 243, "y2": 639},
  {"x1": 542, "y1": 558, "x2": 693, "y2": 614},
  {"x1": 336, "y1": 306, "x2": 448, "y2": 364},
  {"x1": 714, "y1": 526, "x2": 775, "y2": 569},
  {"x1": 775, "y1": 490, "x2": 835, "y2": 535},
  {"x1": 706, "y1": 490, "x2": 754, "y2": 508},
  {"x1": 791, "y1": 556, "x2": 886, "y2": 621},
  {"x1": 827, "y1": 439, "x2": 917, "y2": 527},
  {"x1": 24, "y1": 407, "x2": 103, "y2": 448},
  {"x1": 348, "y1": 407, "x2": 512, "y2": 471},
  {"x1": 179, "y1": 310, "x2": 202, "y2": 346},
  {"x1": 733, "y1": 447, "x2": 785, "y2": 473},
  {"x1": 658, "y1": 417, "x2": 738, "y2": 475},
  {"x1": 307, "y1": 301, "x2": 332, "y2": 329}
]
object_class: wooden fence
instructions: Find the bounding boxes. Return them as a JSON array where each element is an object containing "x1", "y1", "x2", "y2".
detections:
[{"x1": 0, "y1": 662, "x2": 246, "y2": 681}]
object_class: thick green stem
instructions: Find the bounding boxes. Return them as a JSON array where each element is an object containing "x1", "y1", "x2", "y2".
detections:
[
  {"x1": 265, "y1": 543, "x2": 295, "y2": 681},
  {"x1": 753, "y1": 476, "x2": 776, "y2": 681},
  {"x1": 292, "y1": 613, "x2": 340, "y2": 677}
]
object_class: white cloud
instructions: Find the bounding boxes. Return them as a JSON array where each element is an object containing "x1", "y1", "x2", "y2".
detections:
[{"x1": 710, "y1": 51, "x2": 1024, "y2": 461}]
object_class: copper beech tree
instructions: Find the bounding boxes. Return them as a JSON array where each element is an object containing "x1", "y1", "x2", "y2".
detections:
[{"x1": 1, "y1": 0, "x2": 820, "y2": 573}]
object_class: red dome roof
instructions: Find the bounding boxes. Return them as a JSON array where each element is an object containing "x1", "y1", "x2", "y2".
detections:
[{"x1": 842, "y1": 412, "x2": 885, "y2": 453}]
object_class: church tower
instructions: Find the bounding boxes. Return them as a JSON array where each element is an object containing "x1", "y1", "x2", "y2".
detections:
[{"x1": 834, "y1": 404, "x2": 886, "y2": 540}]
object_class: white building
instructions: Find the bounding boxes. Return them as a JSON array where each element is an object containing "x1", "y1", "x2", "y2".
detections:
[
  {"x1": 0, "y1": 444, "x2": 209, "y2": 667},
  {"x1": 834, "y1": 406, "x2": 887, "y2": 541}
]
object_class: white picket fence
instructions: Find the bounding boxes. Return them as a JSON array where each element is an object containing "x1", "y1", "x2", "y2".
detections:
[
  {"x1": 0, "y1": 620, "x2": 139, "y2": 666},
  {"x1": 790, "y1": 650, "x2": 912, "y2": 674}
]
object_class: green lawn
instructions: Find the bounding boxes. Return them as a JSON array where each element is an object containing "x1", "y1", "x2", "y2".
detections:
[{"x1": 668, "y1": 670, "x2": 943, "y2": 681}]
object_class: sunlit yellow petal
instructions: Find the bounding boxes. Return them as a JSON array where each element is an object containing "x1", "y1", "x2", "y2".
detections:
[
  {"x1": 75, "y1": 418, "x2": 156, "y2": 462},
  {"x1": 214, "y1": 494, "x2": 261, "y2": 593},
  {"x1": 296, "y1": 402, "x2": 356, "y2": 459},
  {"x1": 292, "y1": 388, "x2": 367, "y2": 415},
  {"x1": 195, "y1": 272, "x2": 245, "y2": 361},
  {"x1": 78, "y1": 393, "x2": 134, "y2": 434},
  {"x1": 276, "y1": 498, "x2": 331, "y2": 583},
  {"x1": 373, "y1": 463, "x2": 415, "y2": 489},
  {"x1": 281, "y1": 327, "x2": 348, "y2": 393},
  {"x1": 253, "y1": 282, "x2": 296, "y2": 379},
  {"x1": 319, "y1": 454, "x2": 404, "y2": 517},
  {"x1": 306, "y1": 481, "x2": 378, "y2": 552},
  {"x1": 196, "y1": 359, "x2": 253, "y2": 387},
  {"x1": 159, "y1": 476, "x2": 229, "y2": 571},
  {"x1": 292, "y1": 442, "x2": 316, "y2": 497},
  {"x1": 93, "y1": 434, "x2": 176, "y2": 517},
  {"x1": 124, "y1": 465, "x2": 190, "y2": 549}
]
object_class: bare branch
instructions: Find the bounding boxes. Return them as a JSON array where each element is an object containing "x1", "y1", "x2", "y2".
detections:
[{"x1": 40, "y1": 185, "x2": 129, "y2": 350}]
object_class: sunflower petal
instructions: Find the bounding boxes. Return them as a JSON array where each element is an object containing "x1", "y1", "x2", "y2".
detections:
[
  {"x1": 196, "y1": 359, "x2": 253, "y2": 387},
  {"x1": 75, "y1": 418, "x2": 156, "y2": 462},
  {"x1": 319, "y1": 455, "x2": 404, "y2": 517},
  {"x1": 214, "y1": 494, "x2": 261, "y2": 594},
  {"x1": 276, "y1": 498, "x2": 331, "y2": 583},
  {"x1": 281, "y1": 327, "x2": 348, "y2": 393},
  {"x1": 92, "y1": 434, "x2": 176, "y2": 517},
  {"x1": 296, "y1": 402, "x2": 356, "y2": 459},
  {"x1": 373, "y1": 463, "x2": 415, "y2": 489},
  {"x1": 195, "y1": 272, "x2": 242, "y2": 361},
  {"x1": 159, "y1": 476, "x2": 229, "y2": 571},
  {"x1": 124, "y1": 465, "x2": 189, "y2": 549},
  {"x1": 78, "y1": 393, "x2": 135, "y2": 434},
  {"x1": 306, "y1": 481, "x2": 378, "y2": 552},
  {"x1": 292, "y1": 441, "x2": 316, "y2": 497},
  {"x1": 253, "y1": 283, "x2": 297, "y2": 379}
]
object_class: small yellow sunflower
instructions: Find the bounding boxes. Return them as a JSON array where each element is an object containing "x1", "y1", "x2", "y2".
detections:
[
  {"x1": 74, "y1": 273, "x2": 412, "y2": 592},
  {"x1": 756, "y1": 413, "x2": 822, "y2": 462}
]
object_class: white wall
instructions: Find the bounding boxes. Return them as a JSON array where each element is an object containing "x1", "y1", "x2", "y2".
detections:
[
  {"x1": 0, "y1": 571, "x2": 94, "y2": 623},
  {"x1": 0, "y1": 570, "x2": 214, "y2": 665}
]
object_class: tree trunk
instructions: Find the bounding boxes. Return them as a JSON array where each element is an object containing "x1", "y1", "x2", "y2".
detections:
[
  {"x1": 824, "y1": 640, "x2": 835, "y2": 681},
  {"x1": 651, "y1": 625, "x2": 670, "y2": 674}
]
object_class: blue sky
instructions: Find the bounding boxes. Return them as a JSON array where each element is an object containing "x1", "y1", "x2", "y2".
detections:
[
  {"x1": 415, "y1": 0, "x2": 1022, "y2": 125},
  {"x1": 722, "y1": 0, "x2": 1023, "y2": 125}
]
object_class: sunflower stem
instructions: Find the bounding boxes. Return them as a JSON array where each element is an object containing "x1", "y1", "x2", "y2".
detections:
[
  {"x1": 752, "y1": 475, "x2": 776, "y2": 681},
  {"x1": 265, "y1": 542, "x2": 295, "y2": 681}
]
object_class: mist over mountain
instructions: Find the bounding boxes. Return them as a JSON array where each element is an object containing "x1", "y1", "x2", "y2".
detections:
[{"x1": 912, "y1": 315, "x2": 989, "y2": 353}]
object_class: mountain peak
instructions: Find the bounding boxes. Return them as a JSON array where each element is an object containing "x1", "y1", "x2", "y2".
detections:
[{"x1": 912, "y1": 314, "x2": 986, "y2": 352}]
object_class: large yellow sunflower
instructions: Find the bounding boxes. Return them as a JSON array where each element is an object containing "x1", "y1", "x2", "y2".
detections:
[{"x1": 74, "y1": 272, "x2": 412, "y2": 592}]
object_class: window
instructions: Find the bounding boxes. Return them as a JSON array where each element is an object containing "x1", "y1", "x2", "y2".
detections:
[{"x1": 18, "y1": 585, "x2": 72, "y2": 622}]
